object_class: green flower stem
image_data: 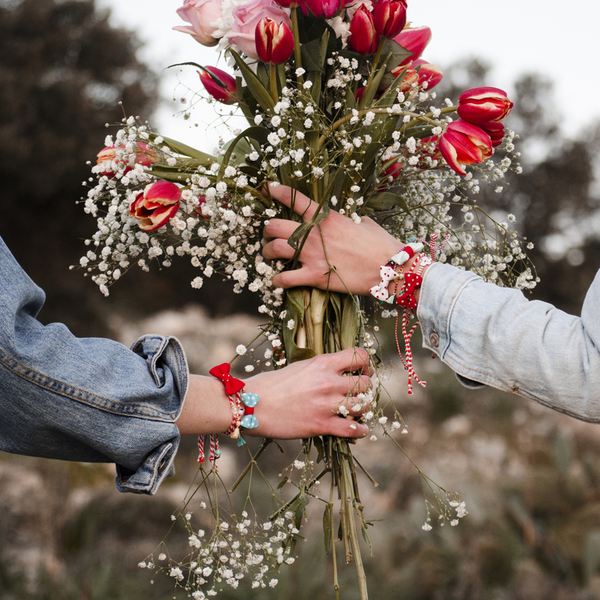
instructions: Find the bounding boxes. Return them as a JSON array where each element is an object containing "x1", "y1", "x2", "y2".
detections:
[
  {"x1": 228, "y1": 438, "x2": 273, "y2": 493},
  {"x1": 398, "y1": 105, "x2": 457, "y2": 133},
  {"x1": 269, "y1": 64, "x2": 278, "y2": 104},
  {"x1": 291, "y1": 7, "x2": 304, "y2": 88},
  {"x1": 359, "y1": 43, "x2": 384, "y2": 110},
  {"x1": 301, "y1": 288, "x2": 315, "y2": 350},
  {"x1": 339, "y1": 439, "x2": 369, "y2": 599},
  {"x1": 317, "y1": 108, "x2": 440, "y2": 150}
]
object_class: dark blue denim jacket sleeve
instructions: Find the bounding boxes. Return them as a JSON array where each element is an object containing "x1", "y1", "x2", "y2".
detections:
[{"x1": 0, "y1": 236, "x2": 189, "y2": 494}]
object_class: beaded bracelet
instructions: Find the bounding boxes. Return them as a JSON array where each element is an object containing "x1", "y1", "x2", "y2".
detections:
[
  {"x1": 369, "y1": 242, "x2": 424, "y2": 303},
  {"x1": 199, "y1": 363, "x2": 261, "y2": 464}
]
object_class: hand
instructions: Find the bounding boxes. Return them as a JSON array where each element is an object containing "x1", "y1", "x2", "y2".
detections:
[
  {"x1": 246, "y1": 348, "x2": 373, "y2": 439},
  {"x1": 177, "y1": 348, "x2": 373, "y2": 439},
  {"x1": 262, "y1": 184, "x2": 401, "y2": 295}
]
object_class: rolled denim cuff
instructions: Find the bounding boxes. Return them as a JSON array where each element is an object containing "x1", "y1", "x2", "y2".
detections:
[{"x1": 115, "y1": 334, "x2": 189, "y2": 495}]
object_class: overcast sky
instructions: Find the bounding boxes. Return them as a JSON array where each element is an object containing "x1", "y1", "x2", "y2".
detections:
[{"x1": 97, "y1": 0, "x2": 599, "y2": 151}]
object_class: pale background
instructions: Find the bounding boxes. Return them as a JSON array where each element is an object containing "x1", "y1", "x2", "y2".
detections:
[{"x1": 97, "y1": 0, "x2": 598, "y2": 150}]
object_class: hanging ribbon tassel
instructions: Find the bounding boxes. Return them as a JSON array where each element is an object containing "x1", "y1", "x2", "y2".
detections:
[{"x1": 198, "y1": 435, "x2": 205, "y2": 463}]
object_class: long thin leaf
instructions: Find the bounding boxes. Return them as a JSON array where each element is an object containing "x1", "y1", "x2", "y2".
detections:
[
  {"x1": 230, "y1": 50, "x2": 275, "y2": 112},
  {"x1": 158, "y1": 135, "x2": 215, "y2": 163},
  {"x1": 287, "y1": 203, "x2": 330, "y2": 250}
]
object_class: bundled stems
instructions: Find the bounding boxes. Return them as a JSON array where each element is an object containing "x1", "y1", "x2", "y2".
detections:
[{"x1": 298, "y1": 293, "x2": 370, "y2": 600}]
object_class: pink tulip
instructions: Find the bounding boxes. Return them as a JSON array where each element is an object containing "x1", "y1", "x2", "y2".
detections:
[
  {"x1": 96, "y1": 143, "x2": 158, "y2": 177},
  {"x1": 457, "y1": 87, "x2": 513, "y2": 124},
  {"x1": 349, "y1": 5, "x2": 380, "y2": 55},
  {"x1": 198, "y1": 67, "x2": 238, "y2": 104},
  {"x1": 255, "y1": 18, "x2": 295, "y2": 64},
  {"x1": 478, "y1": 121, "x2": 505, "y2": 147},
  {"x1": 302, "y1": 0, "x2": 344, "y2": 18},
  {"x1": 373, "y1": 0, "x2": 407, "y2": 39},
  {"x1": 173, "y1": 0, "x2": 222, "y2": 47},
  {"x1": 438, "y1": 120, "x2": 493, "y2": 176},
  {"x1": 130, "y1": 181, "x2": 182, "y2": 231},
  {"x1": 228, "y1": 0, "x2": 291, "y2": 60},
  {"x1": 393, "y1": 26, "x2": 432, "y2": 66}
]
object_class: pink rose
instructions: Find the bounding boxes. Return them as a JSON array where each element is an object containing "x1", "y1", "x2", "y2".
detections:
[
  {"x1": 228, "y1": 0, "x2": 291, "y2": 60},
  {"x1": 173, "y1": 0, "x2": 223, "y2": 47}
]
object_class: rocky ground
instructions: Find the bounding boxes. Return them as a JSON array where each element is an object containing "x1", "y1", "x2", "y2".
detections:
[{"x1": 3, "y1": 305, "x2": 600, "y2": 600}]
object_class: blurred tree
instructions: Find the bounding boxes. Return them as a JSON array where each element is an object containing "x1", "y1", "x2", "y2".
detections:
[
  {"x1": 0, "y1": 0, "x2": 261, "y2": 337},
  {"x1": 0, "y1": 0, "x2": 159, "y2": 335},
  {"x1": 438, "y1": 59, "x2": 600, "y2": 315}
]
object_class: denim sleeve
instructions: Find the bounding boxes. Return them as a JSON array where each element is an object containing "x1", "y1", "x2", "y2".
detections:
[
  {"x1": 0, "y1": 236, "x2": 189, "y2": 494},
  {"x1": 417, "y1": 263, "x2": 600, "y2": 422}
]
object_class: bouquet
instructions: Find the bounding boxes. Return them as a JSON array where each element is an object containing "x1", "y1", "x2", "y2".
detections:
[{"x1": 79, "y1": 0, "x2": 534, "y2": 597}]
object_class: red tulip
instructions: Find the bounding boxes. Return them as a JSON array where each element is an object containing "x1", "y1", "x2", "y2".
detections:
[
  {"x1": 391, "y1": 59, "x2": 442, "y2": 93},
  {"x1": 393, "y1": 26, "x2": 432, "y2": 66},
  {"x1": 349, "y1": 5, "x2": 379, "y2": 55},
  {"x1": 274, "y1": 0, "x2": 307, "y2": 7},
  {"x1": 130, "y1": 181, "x2": 182, "y2": 231},
  {"x1": 412, "y1": 59, "x2": 443, "y2": 90},
  {"x1": 96, "y1": 142, "x2": 158, "y2": 177},
  {"x1": 478, "y1": 121, "x2": 505, "y2": 147},
  {"x1": 255, "y1": 18, "x2": 294, "y2": 64},
  {"x1": 198, "y1": 67, "x2": 238, "y2": 104},
  {"x1": 457, "y1": 87, "x2": 513, "y2": 124},
  {"x1": 372, "y1": 0, "x2": 407, "y2": 38},
  {"x1": 438, "y1": 120, "x2": 493, "y2": 176},
  {"x1": 302, "y1": 0, "x2": 344, "y2": 18}
]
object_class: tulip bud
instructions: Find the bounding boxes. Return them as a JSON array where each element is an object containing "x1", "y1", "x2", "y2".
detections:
[
  {"x1": 478, "y1": 121, "x2": 505, "y2": 147},
  {"x1": 130, "y1": 181, "x2": 182, "y2": 231},
  {"x1": 349, "y1": 5, "x2": 380, "y2": 55},
  {"x1": 96, "y1": 142, "x2": 158, "y2": 177},
  {"x1": 393, "y1": 26, "x2": 432, "y2": 66},
  {"x1": 438, "y1": 120, "x2": 493, "y2": 176},
  {"x1": 198, "y1": 67, "x2": 238, "y2": 104},
  {"x1": 457, "y1": 87, "x2": 513, "y2": 124},
  {"x1": 372, "y1": 0, "x2": 407, "y2": 39},
  {"x1": 303, "y1": 0, "x2": 344, "y2": 18},
  {"x1": 255, "y1": 18, "x2": 295, "y2": 64},
  {"x1": 412, "y1": 59, "x2": 443, "y2": 90}
]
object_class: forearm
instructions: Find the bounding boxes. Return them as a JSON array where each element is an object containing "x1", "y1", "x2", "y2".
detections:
[{"x1": 418, "y1": 263, "x2": 600, "y2": 420}]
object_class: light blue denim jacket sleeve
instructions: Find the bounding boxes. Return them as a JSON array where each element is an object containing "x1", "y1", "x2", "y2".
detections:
[
  {"x1": 0, "y1": 236, "x2": 189, "y2": 494},
  {"x1": 418, "y1": 263, "x2": 600, "y2": 422}
]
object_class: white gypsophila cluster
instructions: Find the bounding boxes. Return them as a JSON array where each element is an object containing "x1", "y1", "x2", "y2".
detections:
[
  {"x1": 79, "y1": 120, "x2": 287, "y2": 313},
  {"x1": 141, "y1": 508, "x2": 299, "y2": 598}
]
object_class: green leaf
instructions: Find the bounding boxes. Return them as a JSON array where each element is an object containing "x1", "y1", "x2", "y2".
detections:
[
  {"x1": 157, "y1": 135, "x2": 215, "y2": 163},
  {"x1": 287, "y1": 203, "x2": 331, "y2": 250},
  {"x1": 313, "y1": 435, "x2": 325, "y2": 464},
  {"x1": 277, "y1": 477, "x2": 289, "y2": 490},
  {"x1": 229, "y1": 50, "x2": 275, "y2": 112},
  {"x1": 359, "y1": 53, "x2": 390, "y2": 108},
  {"x1": 380, "y1": 37, "x2": 413, "y2": 73},
  {"x1": 146, "y1": 169, "x2": 187, "y2": 182},
  {"x1": 323, "y1": 504, "x2": 333, "y2": 554},
  {"x1": 300, "y1": 37, "x2": 326, "y2": 73},
  {"x1": 217, "y1": 126, "x2": 269, "y2": 180},
  {"x1": 282, "y1": 291, "x2": 317, "y2": 363},
  {"x1": 366, "y1": 191, "x2": 409, "y2": 212},
  {"x1": 341, "y1": 295, "x2": 360, "y2": 350},
  {"x1": 286, "y1": 288, "x2": 306, "y2": 317}
]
